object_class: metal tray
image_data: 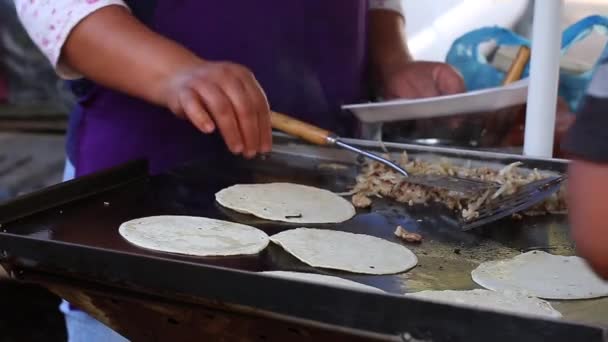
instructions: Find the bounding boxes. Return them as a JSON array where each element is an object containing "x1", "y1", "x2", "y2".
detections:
[{"x1": 0, "y1": 135, "x2": 604, "y2": 341}]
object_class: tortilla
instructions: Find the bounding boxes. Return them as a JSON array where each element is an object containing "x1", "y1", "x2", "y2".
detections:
[
  {"x1": 118, "y1": 215, "x2": 269, "y2": 257},
  {"x1": 406, "y1": 289, "x2": 562, "y2": 319},
  {"x1": 262, "y1": 271, "x2": 384, "y2": 293},
  {"x1": 215, "y1": 183, "x2": 356, "y2": 223},
  {"x1": 270, "y1": 228, "x2": 417, "y2": 275},
  {"x1": 472, "y1": 251, "x2": 608, "y2": 300}
]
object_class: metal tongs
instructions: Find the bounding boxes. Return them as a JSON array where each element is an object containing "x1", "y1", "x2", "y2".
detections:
[
  {"x1": 270, "y1": 112, "x2": 499, "y2": 194},
  {"x1": 461, "y1": 175, "x2": 566, "y2": 231}
]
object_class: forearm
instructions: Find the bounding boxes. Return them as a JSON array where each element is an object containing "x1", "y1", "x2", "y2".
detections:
[
  {"x1": 562, "y1": 65, "x2": 608, "y2": 278},
  {"x1": 368, "y1": 9, "x2": 412, "y2": 84},
  {"x1": 61, "y1": 5, "x2": 203, "y2": 107},
  {"x1": 568, "y1": 160, "x2": 608, "y2": 279}
]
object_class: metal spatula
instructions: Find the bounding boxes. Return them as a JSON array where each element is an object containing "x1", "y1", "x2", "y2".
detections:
[
  {"x1": 461, "y1": 175, "x2": 566, "y2": 231},
  {"x1": 270, "y1": 111, "x2": 499, "y2": 193}
]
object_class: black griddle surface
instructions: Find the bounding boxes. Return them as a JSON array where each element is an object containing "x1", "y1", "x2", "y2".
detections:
[
  {"x1": 0, "y1": 153, "x2": 576, "y2": 293},
  {"x1": 0, "y1": 153, "x2": 603, "y2": 342},
  {"x1": 0, "y1": 155, "x2": 411, "y2": 292}
]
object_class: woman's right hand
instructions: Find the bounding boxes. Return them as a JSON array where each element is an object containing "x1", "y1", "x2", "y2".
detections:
[
  {"x1": 54, "y1": 5, "x2": 271, "y2": 157},
  {"x1": 163, "y1": 61, "x2": 272, "y2": 158}
]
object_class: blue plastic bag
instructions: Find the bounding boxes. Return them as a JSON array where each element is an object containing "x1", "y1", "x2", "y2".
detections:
[{"x1": 446, "y1": 15, "x2": 608, "y2": 111}]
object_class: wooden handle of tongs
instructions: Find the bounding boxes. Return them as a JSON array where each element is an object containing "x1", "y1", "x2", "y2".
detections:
[
  {"x1": 499, "y1": 46, "x2": 532, "y2": 147},
  {"x1": 502, "y1": 46, "x2": 531, "y2": 86},
  {"x1": 270, "y1": 111, "x2": 335, "y2": 146}
]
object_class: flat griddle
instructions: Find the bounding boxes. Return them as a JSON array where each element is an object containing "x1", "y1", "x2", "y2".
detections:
[{"x1": 0, "y1": 135, "x2": 605, "y2": 341}]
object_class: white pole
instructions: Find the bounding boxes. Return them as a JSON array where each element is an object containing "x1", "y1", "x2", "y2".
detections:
[{"x1": 523, "y1": 0, "x2": 563, "y2": 157}]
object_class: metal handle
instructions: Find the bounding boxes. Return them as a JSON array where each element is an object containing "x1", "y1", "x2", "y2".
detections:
[
  {"x1": 334, "y1": 140, "x2": 409, "y2": 177},
  {"x1": 269, "y1": 111, "x2": 409, "y2": 177}
]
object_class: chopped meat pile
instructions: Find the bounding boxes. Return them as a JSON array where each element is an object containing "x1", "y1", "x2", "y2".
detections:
[
  {"x1": 351, "y1": 152, "x2": 567, "y2": 221},
  {"x1": 394, "y1": 225, "x2": 423, "y2": 243},
  {"x1": 352, "y1": 193, "x2": 372, "y2": 208}
]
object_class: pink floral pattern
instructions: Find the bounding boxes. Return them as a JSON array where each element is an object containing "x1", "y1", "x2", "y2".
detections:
[
  {"x1": 13, "y1": 0, "x2": 403, "y2": 79},
  {"x1": 14, "y1": 0, "x2": 129, "y2": 79}
]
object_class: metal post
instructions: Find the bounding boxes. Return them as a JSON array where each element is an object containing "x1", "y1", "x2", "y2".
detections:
[
  {"x1": 523, "y1": 0, "x2": 563, "y2": 157},
  {"x1": 359, "y1": 122, "x2": 383, "y2": 141}
]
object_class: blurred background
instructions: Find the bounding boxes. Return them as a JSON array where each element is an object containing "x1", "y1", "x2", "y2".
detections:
[{"x1": 0, "y1": 0, "x2": 606, "y2": 340}]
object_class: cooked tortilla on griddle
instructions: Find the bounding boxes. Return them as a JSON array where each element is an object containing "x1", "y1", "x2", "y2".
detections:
[
  {"x1": 406, "y1": 289, "x2": 562, "y2": 318},
  {"x1": 262, "y1": 271, "x2": 384, "y2": 293},
  {"x1": 270, "y1": 228, "x2": 417, "y2": 275},
  {"x1": 472, "y1": 251, "x2": 608, "y2": 300},
  {"x1": 215, "y1": 183, "x2": 356, "y2": 223},
  {"x1": 119, "y1": 215, "x2": 269, "y2": 257}
]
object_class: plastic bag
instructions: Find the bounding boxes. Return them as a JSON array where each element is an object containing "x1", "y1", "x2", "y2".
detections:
[{"x1": 446, "y1": 15, "x2": 608, "y2": 111}]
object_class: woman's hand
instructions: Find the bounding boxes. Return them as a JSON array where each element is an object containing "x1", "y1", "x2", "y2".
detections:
[
  {"x1": 163, "y1": 61, "x2": 272, "y2": 158},
  {"x1": 381, "y1": 61, "x2": 467, "y2": 135},
  {"x1": 381, "y1": 61, "x2": 466, "y2": 99},
  {"x1": 60, "y1": 6, "x2": 271, "y2": 158}
]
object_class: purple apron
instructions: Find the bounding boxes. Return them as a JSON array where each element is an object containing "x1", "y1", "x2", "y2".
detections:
[{"x1": 69, "y1": 1, "x2": 369, "y2": 177}]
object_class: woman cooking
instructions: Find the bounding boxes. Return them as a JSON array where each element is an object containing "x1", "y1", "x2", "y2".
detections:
[{"x1": 15, "y1": 0, "x2": 465, "y2": 340}]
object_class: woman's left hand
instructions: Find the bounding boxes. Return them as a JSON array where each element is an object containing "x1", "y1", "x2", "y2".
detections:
[
  {"x1": 381, "y1": 61, "x2": 467, "y2": 131},
  {"x1": 381, "y1": 61, "x2": 466, "y2": 99}
]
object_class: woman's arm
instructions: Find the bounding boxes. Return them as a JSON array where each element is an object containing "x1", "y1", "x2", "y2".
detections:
[
  {"x1": 62, "y1": 6, "x2": 202, "y2": 107},
  {"x1": 367, "y1": 8, "x2": 465, "y2": 99},
  {"x1": 15, "y1": 2, "x2": 270, "y2": 158}
]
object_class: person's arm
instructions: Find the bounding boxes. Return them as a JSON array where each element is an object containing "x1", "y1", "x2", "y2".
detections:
[
  {"x1": 367, "y1": 7, "x2": 411, "y2": 84},
  {"x1": 568, "y1": 160, "x2": 608, "y2": 279},
  {"x1": 563, "y1": 61, "x2": 608, "y2": 278},
  {"x1": 367, "y1": 8, "x2": 465, "y2": 99},
  {"x1": 16, "y1": 2, "x2": 270, "y2": 158},
  {"x1": 62, "y1": 6, "x2": 201, "y2": 107},
  {"x1": 14, "y1": 0, "x2": 129, "y2": 79}
]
